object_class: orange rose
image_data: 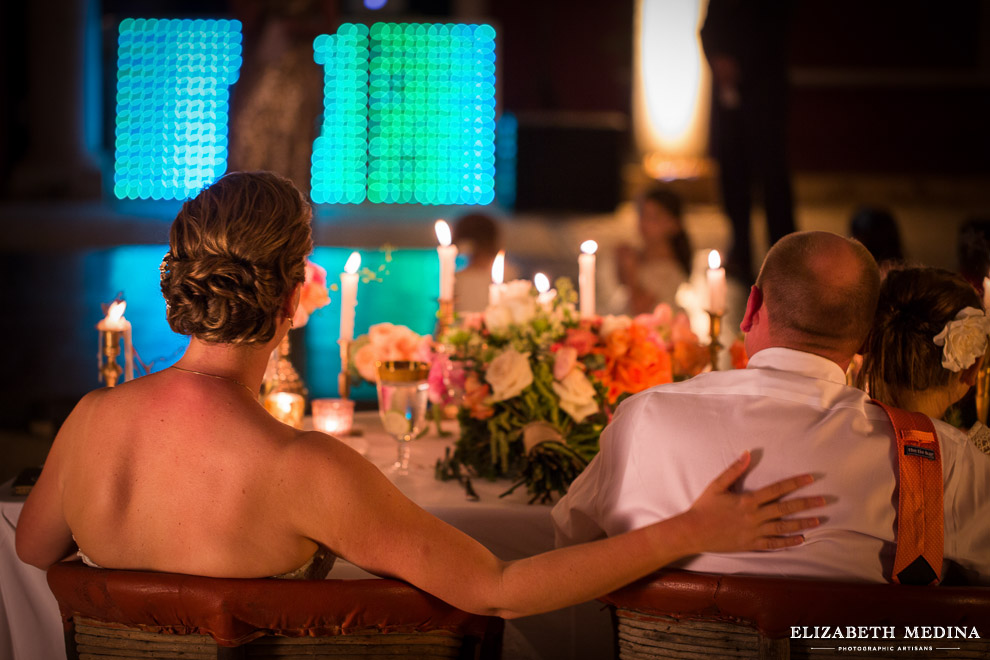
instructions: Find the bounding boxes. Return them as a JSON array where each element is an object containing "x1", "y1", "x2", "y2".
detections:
[
  {"x1": 672, "y1": 339, "x2": 710, "y2": 378},
  {"x1": 463, "y1": 372, "x2": 494, "y2": 420},
  {"x1": 597, "y1": 324, "x2": 672, "y2": 402}
]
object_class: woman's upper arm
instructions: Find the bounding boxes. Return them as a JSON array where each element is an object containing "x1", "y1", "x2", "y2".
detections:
[
  {"x1": 15, "y1": 393, "x2": 97, "y2": 568},
  {"x1": 293, "y1": 439, "x2": 504, "y2": 614}
]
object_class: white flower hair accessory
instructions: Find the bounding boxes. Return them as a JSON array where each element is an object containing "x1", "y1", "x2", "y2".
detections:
[{"x1": 933, "y1": 306, "x2": 990, "y2": 372}]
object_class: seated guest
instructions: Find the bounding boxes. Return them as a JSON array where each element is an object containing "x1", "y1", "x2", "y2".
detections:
[
  {"x1": 613, "y1": 186, "x2": 693, "y2": 315},
  {"x1": 848, "y1": 205, "x2": 903, "y2": 270},
  {"x1": 451, "y1": 212, "x2": 518, "y2": 313},
  {"x1": 860, "y1": 266, "x2": 990, "y2": 455},
  {"x1": 553, "y1": 231, "x2": 990, "y2": 584},
  {"x1": 957, "y1": 216, "x2": 990, "y2": 297},
  {"x1": 16, "y1": 172, "x2": 825, "y2": 618}
]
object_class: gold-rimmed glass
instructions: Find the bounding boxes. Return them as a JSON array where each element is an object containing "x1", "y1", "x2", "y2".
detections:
[{"x1": 375, "y1": 361, "x2": 430, "y2": 475}]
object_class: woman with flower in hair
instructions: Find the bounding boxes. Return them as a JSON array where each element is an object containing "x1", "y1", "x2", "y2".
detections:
[
  {"x1": 860, "y1": 266, "x2": 990, "y2": 454},
  {"x1": 17, "y1": 171, "x2": 826, "y2": 619}
]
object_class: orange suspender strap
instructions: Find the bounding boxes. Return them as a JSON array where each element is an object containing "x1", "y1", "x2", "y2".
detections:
[{"x1": 870, "y1": 399, "x2": 944, "y2": 585}]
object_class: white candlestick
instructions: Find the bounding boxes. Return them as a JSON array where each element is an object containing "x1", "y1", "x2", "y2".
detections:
[
  {"x1": 707, "y1": 249, "x2": 727, "y2": 315},
  {"x1": 578, "y1": 240, "x2": 598, "y2": 319},
  {"x1": 435, "y1": 220, "x2": 457, "y2": 302},
  {"x1": 489, "y1": 250, "x2": 505, "y2": 306},
  {"x1": 339, "y1": 252, "x2": 361, "y2": 341}
]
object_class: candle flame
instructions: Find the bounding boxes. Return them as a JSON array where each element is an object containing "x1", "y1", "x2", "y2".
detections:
[
  {"x1": 344, "y1": 251, "x2": 361, "y2": 274},
  {"x1": 434, "y1": 219, "x2": 452, "y2": 247},
  {"x1": 708, "y1": 249, "x2": 721, "y2": 270},
  {"x1": 534, "y1": 272, "x2": 550, "y2": 293},
  {"x1": 580, "y1": 240, "x2": 598, "y2": 255},
  {"x1": 491, "y1": 250, "x2": 505, "y2": 285},
  {"x1": 106, "y1": 300, "x2": 127, "y2": 322}
]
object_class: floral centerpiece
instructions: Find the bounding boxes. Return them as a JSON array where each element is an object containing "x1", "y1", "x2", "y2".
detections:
[{"x1": 436, "y1": 278, "x2": 715, "y2": 503}]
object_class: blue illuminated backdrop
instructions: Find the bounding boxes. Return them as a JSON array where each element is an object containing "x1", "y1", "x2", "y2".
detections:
[
  {"x1": 311, "y1": 22, "x2": 497, "y2": 205},
  {"x1": 113, "y1": 18, "x2": 243, "y2": 200}
]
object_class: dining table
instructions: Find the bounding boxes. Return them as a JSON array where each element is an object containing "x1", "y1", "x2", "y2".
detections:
[{"x1": 0, "y1": 410, "x2": 614, "y2": 660}]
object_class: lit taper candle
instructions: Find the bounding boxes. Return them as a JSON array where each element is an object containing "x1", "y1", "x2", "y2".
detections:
[
  {"x1": 578, "y1": 240, "x2": 598, "y2": 319},
  {"x1": 339, "y1": 252, "x2": 361, "y2": 341}
]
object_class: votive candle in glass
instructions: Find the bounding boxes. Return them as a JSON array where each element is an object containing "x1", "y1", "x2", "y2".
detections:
[{"x1": 312, "y1": 398, "x2": 356, "y2": 435}]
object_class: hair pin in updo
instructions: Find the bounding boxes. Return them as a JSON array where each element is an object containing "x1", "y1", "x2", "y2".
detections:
[{"x1": 933, "y1": 306, "x2": 990, "y2": 372}]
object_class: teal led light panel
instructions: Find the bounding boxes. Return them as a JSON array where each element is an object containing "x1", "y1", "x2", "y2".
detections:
[
  {"x1": 312, "y1": 22, "x2": 497, "y2": 205},
  {"x1": 114, "y1": 18, "x2": 242, "y2": 200}
]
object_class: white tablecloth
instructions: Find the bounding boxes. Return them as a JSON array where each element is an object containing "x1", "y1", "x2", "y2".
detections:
[
  {"x1": 0, "y1": 489, "x2": 65, "y2": 660},
  {"x1": 0, "y1": 412, "x2": 613, "y2": 660}
]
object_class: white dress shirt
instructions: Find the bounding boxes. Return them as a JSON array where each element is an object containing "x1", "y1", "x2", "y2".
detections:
[{"x1": 552, "y1": 347, "x2": 990, "y2": 583}]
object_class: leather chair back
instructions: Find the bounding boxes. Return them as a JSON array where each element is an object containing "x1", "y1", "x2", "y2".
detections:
[
  {"x1": 600, "y1": 570, "x2": 990, "y2": 660},
  {"x1": 48, "y1": 561, "x2": 502, "y2": 660}
]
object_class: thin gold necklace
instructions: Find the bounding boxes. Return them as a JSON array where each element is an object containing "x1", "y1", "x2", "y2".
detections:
[{"x1": 169, "y1": 365, "x2": 256, "y2": 397}]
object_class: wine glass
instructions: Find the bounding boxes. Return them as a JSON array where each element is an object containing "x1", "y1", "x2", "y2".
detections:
[{"x1": 375, "y1": 361, "x2": 431, "y2": 476}]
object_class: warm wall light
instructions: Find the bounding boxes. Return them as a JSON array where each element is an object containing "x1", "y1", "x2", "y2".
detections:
[{"x1": 633, "y1": 0, "x2": 711, "y2": 174}]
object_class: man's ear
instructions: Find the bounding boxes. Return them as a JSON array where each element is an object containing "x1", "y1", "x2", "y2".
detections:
[{"x1": 740, "y1": 285, "x2": 763, "y2": 333}]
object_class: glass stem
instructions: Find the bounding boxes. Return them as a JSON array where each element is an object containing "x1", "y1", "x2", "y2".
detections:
[{"x1": 396, "y1": 440, "x2": 411, "y2": 473}]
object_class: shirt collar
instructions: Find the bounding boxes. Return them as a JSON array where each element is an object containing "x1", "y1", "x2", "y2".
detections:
[{"x1": 746, "y1": 347, "x2": 848, "y2": 385}]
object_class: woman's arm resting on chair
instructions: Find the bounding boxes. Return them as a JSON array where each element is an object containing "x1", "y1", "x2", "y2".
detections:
[{"x1": 294, "y1": 442, "x2": 824, "y2": 619}]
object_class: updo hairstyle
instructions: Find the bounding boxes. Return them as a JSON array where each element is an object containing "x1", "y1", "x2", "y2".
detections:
[
  {"x1": 160, "y1": 171, "x2": 313, "y2": 345},
  {"x1": 861, "y1": 266, "x2": 981, "y2": 407}
]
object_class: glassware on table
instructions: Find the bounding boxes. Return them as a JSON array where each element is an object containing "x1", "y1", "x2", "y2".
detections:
[{"x1": 375, "y1": 360, "x2": 431, "y2": 476}]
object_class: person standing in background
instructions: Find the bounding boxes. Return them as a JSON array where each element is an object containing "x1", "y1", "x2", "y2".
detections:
[{"x1": 701, "y1": 0, "x2": 795, "y2": 285}]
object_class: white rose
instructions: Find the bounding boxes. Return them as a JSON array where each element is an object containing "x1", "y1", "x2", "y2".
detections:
[
  {"x1": 599, "y1": 314, "x2": 632, "y2": 339},
  {"x1": 502, "y1": 280, "x2": 538, "y2": 325},
  {"x1": 485, "y1": 348, "x2": 534, "y2": 402},
  {"x1": 933, "y1": 307, "x2": 990, "y2": 372},
  {"x1": 483, "y1": 304, "x2": 513, "y2": 335},
  {"x1": 552, "y1": 369, "x2": 599, "y2": 423}
]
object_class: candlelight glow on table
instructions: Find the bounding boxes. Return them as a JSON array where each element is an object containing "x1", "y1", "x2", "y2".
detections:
[
  {"x1": 264, "y1": 391, "x2": 305, "y2": 429},
  {"x1": 706, "y1": 249, "x2": 727, "y2": 315},
  {"x1": 489, "y1": 250, "x2": 506, "y2": 306},
  {"x1": 534, "y1": 272, "x2": 556, "y2": 308},
  {"x1": 312, "y1": 398, "x2": 356, "y2": 435}
]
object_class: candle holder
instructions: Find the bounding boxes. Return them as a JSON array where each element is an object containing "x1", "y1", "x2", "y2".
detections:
[
  {"x1": 263, "y1": 391, "x2": 305, "y2": 429},
  {"x1": 261, "y1": 334, "x2": 306, "y2": 398},
  {"x1": 98, "y1": 330, "x2": 123, "y2": 387},
  {"x1": 977, "y1": 345, "x2": 990, "y2": 426},
  {"x1": 338, "y1": 338, "x2": 352, "y2": 400},
  {"x1": 312, "y1": 398, "x2": 356, "y2": 435},
  {"x1": 708, "y1": 311, "x2": 723, "y2": 371}
]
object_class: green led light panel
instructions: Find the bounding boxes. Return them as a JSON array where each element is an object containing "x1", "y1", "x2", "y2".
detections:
[
  {"x1": 312, "y1": 22, "x2": 497, "y2": 205},
  {"x1": 113, "y1": 18, "x2": 242, "y2": 200}
]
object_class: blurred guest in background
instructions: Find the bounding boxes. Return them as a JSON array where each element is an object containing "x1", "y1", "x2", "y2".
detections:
[
  {"x1": 958, "y1": 217, "x2": 990, "y2": 298},
  {"x1": 849, "y1": 206, "x2": 904, "y2": 270},
  {"x1": 701, "y1": 0, "x2": 795, "y2": 285},
  {"x1": 614, "y1": 186, "x2": 693, "y2": 316},
  {"x1": 452, "y1": 213, "x2": 517, "y2": 313}
]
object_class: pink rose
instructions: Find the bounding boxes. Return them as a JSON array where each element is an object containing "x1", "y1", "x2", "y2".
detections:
[
  {"x1": 292, "y1": 260, "x2": 331, "y2": 328},
  {"x1": 564, "y1": 328, "x2": 598, "y2": 356},
  {"x1": 353, "y1": 343, "x2": 379, "y2": 382},
  {"x1": 553, "y1": 346, "x2": 578, "y2": 381},
  {"x1": 671, "y1": 312, "x2": 698, "y2": 344}
]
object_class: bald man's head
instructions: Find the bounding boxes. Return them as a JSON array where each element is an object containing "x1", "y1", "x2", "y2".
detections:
[{"x1": 756, "y1": 231, "x2": 881, "y2": 359}]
